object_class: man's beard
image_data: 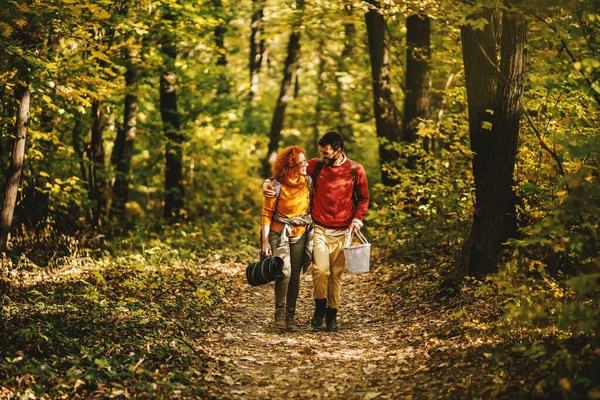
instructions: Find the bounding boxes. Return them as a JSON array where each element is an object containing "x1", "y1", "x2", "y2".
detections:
[{"x1": 324, "y1": 156, "x2": 337, "y2": 166}]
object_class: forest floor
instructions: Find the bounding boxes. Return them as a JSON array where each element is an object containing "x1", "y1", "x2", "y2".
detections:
[
  {"x1": 2, "y1": 248, "x2": 596, "y2": 399},
  {"x1": 198, "y1": 261, "x2": 521, "y2": 400}
]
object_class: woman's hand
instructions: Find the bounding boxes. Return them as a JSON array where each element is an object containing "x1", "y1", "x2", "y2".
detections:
[{"x1": 261, "y1": 242, "x2": 272, "y2": 257}]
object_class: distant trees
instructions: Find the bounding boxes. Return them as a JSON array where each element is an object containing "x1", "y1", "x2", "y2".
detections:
[
  {"x1": 160, "y1": 11, "x2": 185, "y2": 221},
  {"x1": 262, "y1": 0, "x2": 304, "y2": 177},
  {"x1": 111, "y1": 49, "x2": 138, "y2": 219},
  {"x1": 248, "y1": 0, "x2": 266, "y2": 105},
  {"x1": 402, "y1": 14, "x2": 431, "y2": 150}
]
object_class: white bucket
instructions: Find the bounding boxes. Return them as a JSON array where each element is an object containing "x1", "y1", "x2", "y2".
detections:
[{"x1": 343, "y1": 230, "x2": 371, "y2": 274}]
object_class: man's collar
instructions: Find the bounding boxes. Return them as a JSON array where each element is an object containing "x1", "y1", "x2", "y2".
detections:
[{"x1": 332, "y1": 153, "x2": 347, "y2": 167}]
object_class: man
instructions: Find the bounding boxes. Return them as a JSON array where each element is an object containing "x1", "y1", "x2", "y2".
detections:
[{"x1": 263, "y1": 131, "x2": 370, "y2": 331}]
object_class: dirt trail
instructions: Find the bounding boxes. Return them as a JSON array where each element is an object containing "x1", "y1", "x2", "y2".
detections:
[{"x1": 197, "y1": 264, "x2": 490, "y2": 400}]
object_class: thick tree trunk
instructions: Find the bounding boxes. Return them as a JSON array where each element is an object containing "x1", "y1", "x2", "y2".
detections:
[
  {"x1": 248, "y1": 0, "x2": 265, "y2": 104},
  {"x1": 455, "y1": 10, "x2": 499, "y2": 280},
  {"x1": 365, "y1": 1, "x2": 401, "y2": 186},
  {"x1": 111, "y1": 53, "x2": 138, "y2": 218},
  {"x1": 262, "y1": 0, "x2": 304, "y2": 177},
  {"x1": 90, "y1": 100, "x2": 109, "y2": 227},
  {"x1": 402, "y1": 14, "x2": 431, "y2": 152},
  {"x1": 0, "y1": 86, "x2": 30, "y2": 252},
  {"x1": 464, "y1": 11, "x2": 527, "y2": 278},
  {"x1": 160, "y1": 37, "x2": 184, "y2": 220}
]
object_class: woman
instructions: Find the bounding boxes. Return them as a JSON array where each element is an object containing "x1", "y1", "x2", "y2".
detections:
[{"x1": 261, "y1": 145, "x2": 313, "y2": 331}]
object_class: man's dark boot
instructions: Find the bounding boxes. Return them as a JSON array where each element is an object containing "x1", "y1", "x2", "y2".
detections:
[
  {"x1": 325, "y1": 307, "x2": 338, "y2": 331},
  {"x1": 311, "y1": 298, "x2": 327, "y2": 328}
]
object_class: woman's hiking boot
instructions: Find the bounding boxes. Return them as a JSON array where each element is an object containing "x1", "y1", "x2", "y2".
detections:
[
  {"x1": 325, "y1": 307, "x2": 338, "y2": 331},
  {"x1": 311, "y1": 298, "x2": 327, "y2": 328},
  {"x1": 285, "y1": 307, "x2": 297, "y2": 331},
  {"x1": 274, "y1": 302, "x2": 286, "y2": 329}
]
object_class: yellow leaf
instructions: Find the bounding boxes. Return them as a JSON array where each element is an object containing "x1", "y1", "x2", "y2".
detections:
[
  {"x1": 0, "y1": 22, "x2": 13, "y2": 37},
  {"x1": 559, "y1": 378, "x2": 571, "y2": 391}
]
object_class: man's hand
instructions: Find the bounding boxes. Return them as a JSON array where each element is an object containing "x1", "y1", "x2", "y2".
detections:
[
  {"x1": 349, "y1": 218, "x2": 363, "y2": 233},
  {"x1": 262, "y1": 180, "x2": 276, "y2": 199}
]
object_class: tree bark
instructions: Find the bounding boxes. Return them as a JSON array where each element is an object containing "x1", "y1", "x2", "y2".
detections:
[
  {"x1": 312, "y1": 48, "x2": 326, "y2": 155},
  {"x1": 365, "y1": 0, "x2": 401, "y2": 186},
  {"x1": 0, "y1": 85, "x2": 30, "y2": 252},
  {"x1": 458, "y1": 8, "x2": 527, "y2": 279},
  {"x1": 262, "y1": 0, "x2": 304, "y2": 177},
  {"x1": 335, "y1": 1, "x2": 355, "y2": 141},
  {"x1": 89, "y1": 100, "x2": 109, "y2": 227},
  {"x1": 111, "y1": 51, "x2": 138, "y2": 219},
  {"x1": 248, "y1": 0, "x2": 265, "y2": 104},
  {"x1": 160, "y1": 37, "x2": 184, "y2": 220},
  {"x1": 402, "y1": 14, "x2": 431, "y2": 152},
  {"x1": 72, "y1": 112, "x2": 89, "y2": 192},
  {"x1": 214, "y1": 0, "x2": 230, "y2": 94}
]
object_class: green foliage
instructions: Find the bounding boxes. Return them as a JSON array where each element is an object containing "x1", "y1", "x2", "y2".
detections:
[
  {"x1": 0, "y1": 241, "x2": 228, "y2": 398},
  {"x1": 372, "y1": 139, "x2": 473, "y2": 267}
]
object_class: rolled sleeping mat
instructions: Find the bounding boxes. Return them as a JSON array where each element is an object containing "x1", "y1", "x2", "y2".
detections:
[{"x1": 245, "y1": 255, "x2": 284, "y2": 286}]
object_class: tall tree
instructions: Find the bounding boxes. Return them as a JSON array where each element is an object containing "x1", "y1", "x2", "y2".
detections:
[
  {"x1": 111, "y1": 49, "x2": 138, "y2": 219},
  {"x1": 262, "y1": 0, "x2": 304, "y2": 177},
  {"x1": 458, "y1": 7, "x2": 528, "y2": 278},
  {"x1": 365, "y1": 0, "x2": 402, "y2": 186},
  {"x1": 160, "y1": 14, "x2": 185, "y2": 220},
  {"x1": 402, "y1": 14, "x2": 431, "y2": 152},
  {"x1": 335, "y1": 1, "x2": 356, "y2": 141},
  {"x1": 214, "y1": 0, "x2": 230, "y2": 94},
  {"x1": 0, "y1": 85, "x2": 30, "y2": 252},
  {"x1": 89, "y1": 100, "x2": 109, "y2": 227},
  {"x1": 312, "y1": 46, "x2": 326, "y2": 155},
  {"x1": 248, "y1": 0, "x2": 265, "y2": 104}
]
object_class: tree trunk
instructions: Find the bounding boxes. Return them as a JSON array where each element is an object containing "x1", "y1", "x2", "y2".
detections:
[
  {"x1": 402, "y1": 14, "x2": 431, "y2": 152},
  {"x1": 262, "y1": 0, "x2": 304, "y2": 177},
  {"x1": 312, "y1": 48, "x2": 326, "y2": 155},
  {"x1": 111, "y1": 52, "x2": 138, "y2": 219},
  {"x1": 214, "y1": 0, "x2": 230, "y2": 94},
  {"x1": 248, "y1": 0, "x2": 265, "y2": 104},
  {"x1": 72, "y1": 112, "x2": 89, "y2": 192},
  {"x1": 457, "y1": 8, "x2": 527, "y2": 279},
  {"x1": 365, "y1": 0, "x2": 402, "y2": 186},
  {"x1": 335, "y1": 2, "x2": 355, "y2": 141},
  {"x1": 90, "y1": 100, "x2": 109, "y2": 227},
  {"x1": 160, "y1": 38, "x2": 184, "y2": 220},
  {"x1": 0, "y1": 85, "x2": 30, "y2": 252}
]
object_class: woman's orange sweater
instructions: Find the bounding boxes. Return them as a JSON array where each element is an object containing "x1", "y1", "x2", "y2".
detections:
[{"x1": 261, "y1": 175, "x2": 310, "y2": 237}]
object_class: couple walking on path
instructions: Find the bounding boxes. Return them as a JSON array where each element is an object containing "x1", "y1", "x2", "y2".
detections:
[{"x1": 260, "y1": 131, "x2": 370, "y2": 332}]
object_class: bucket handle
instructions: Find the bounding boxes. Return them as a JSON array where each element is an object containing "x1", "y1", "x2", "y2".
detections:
[{"x1": 345, "y1": 229, "x2": 369, "y2": 247}]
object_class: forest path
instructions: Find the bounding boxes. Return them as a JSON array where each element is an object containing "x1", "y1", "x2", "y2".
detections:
[{"x1": 199, "y1": 264, "x2": 488, "y2": 399}]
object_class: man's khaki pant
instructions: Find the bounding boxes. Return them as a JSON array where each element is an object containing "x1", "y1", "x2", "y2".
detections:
[{"x1": 312, "y1": 225, "x2": 351, "y2": 309}]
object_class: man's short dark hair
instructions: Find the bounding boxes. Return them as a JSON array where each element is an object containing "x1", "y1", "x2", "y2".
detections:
[{"x1": 318, "y1": 131, "x2": 344, "y2": 151}]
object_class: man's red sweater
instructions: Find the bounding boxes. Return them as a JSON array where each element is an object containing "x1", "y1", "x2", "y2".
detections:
[{"x1": 307, "y1": 157, "x2": 370, "y2": 229}]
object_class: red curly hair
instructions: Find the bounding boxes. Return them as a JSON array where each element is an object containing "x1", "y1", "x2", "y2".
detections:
[{"x1": 273, "y1": 145, "x2": 306, "y2": 182}]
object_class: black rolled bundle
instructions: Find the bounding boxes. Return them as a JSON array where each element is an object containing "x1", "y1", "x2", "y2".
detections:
[{"x1": 245, "y1": 256, "x2": 284, "y2": 286}]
